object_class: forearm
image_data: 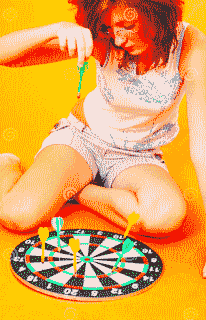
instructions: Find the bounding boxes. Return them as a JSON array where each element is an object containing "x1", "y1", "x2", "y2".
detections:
[
  {"x1": 192, "y1": 161, "x2": 206, "y2": 213},
  {"x1": 0, "y1": 22, "x2": 60, "y2": 64}
]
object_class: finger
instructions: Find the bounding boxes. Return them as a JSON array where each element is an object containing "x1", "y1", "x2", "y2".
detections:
[
  {"x1": 67, "y1": 35, "x2": 77, "y2": 58},
  {"x1": 83, "y1": 28, "x2": 93, "y2": 61},
  {"x1": 75, "y1": 28, "x2": 87, "y2": 67},
  {"x1": 58, "y1": 31, "x2": 67, "y2": 51}
]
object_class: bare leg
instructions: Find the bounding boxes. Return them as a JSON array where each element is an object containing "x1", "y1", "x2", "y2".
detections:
[
  {"x1": 0, "y1": 154, "x2": 24, "y2": 201},
  {"x1": 0, "y1": 146, "x2": 93, "y2": 232},
  {"x1": 77, "y1": 174, "x2": 186, "y2": 237},
  {"x1": 77, "y1": 184, "x2": 142, "y2": 233}
]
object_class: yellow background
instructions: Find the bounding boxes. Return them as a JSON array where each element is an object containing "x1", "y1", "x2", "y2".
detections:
[{"x1": 0, "y1": 1, "x2": 205, "y2": 319}]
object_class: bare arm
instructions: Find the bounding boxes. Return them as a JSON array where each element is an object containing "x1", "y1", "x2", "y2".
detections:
[
  {"x1": 0, "y1": 23, "x2": 63, "y2": 67},
  {"x1": 186, "y1": 32, "x2": 206, "y2": 213},
  {"x1": 0, "y1": 21, "x2": 93, "y2": 67}
]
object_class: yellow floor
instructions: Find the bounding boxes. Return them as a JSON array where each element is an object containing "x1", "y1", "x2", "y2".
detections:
[
  {"x1": 0, "y1": 199, "x2": 205, "y2": 320},
  {"x1": 0, "y1": 1, "x2": 206, "y2": 318}
]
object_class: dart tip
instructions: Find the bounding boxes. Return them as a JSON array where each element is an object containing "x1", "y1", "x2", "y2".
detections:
[
  {"x1": 77, "y1": 93, "x2": 81, "y2": 99},
  {"x1": 58, "y1": 247, "x2": 61, "y2": 252}
]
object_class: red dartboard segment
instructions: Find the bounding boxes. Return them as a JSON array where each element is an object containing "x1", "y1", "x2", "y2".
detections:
[
  {"x1": 63, "y1": 284, "x2": 83, "y2": 290},
  {"x1": 89, "y1": 243, "x2": 99, "y2": 247},
  {"x1": 34, "y1": 272, "x2": 47, "y2": 280},
  {"x1": 59, "y1": 234, "x2": 73, "y2": 238},
  {"x1": 10, "y1": 229, "x2": 164, "y2": 301},
  {"x1": 135, "y1": 273, "x2": 146, "y2": 281},
  {"x1": 142, "y1": 256, "x2": 149, "y2": 264},
  {"x1": 97, "y1": 274, "x2": 109, "y2": 279},
  {"x1": 48, "y1": 256, "x2": 53, "y2": 262},
  {"x1": 104, "y1": 284, "x2": 122, "y2": 290},
  {"x1": 54, "y1": 267, "x2": 63, "y2": 272},
  {"x1": 33, "y1": 242, "x2": 41, "y2": 248},
  {"x1": 73, "y1": 274, "x2": 84, "y2": 279},
  {"x1": 90, "y1": 234, "x2": 107, "y2": 239}
]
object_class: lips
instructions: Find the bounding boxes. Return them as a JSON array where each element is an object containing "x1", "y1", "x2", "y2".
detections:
[{"x1": 124, "y1": 46, "x2": 135, "y2": 51}]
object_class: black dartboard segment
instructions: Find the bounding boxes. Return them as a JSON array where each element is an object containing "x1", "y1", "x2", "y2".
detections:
[{"x1": 10, "y1": 229, "x2": 163, "y2": 301}]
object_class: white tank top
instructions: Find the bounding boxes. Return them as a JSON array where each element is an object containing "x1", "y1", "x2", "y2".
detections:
[{"x1": 83, "y1": 21, "x2": 190, "y2": 151}]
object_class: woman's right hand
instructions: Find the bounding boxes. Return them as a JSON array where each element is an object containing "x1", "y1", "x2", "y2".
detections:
[{"x1": 57, "y1": 22, "x2": 94, "y2": 68}]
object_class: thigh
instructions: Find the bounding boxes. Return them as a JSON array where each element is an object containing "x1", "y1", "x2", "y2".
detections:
[
  {"x1": 111, "y1": 164, "x2": 186, "y2": 232},
  {"x1": 1, "y1": 145, "x2": 93, "y2": 231},
  {"x1": 0, "y1": 154, "x2": 24, "y2": 201}
]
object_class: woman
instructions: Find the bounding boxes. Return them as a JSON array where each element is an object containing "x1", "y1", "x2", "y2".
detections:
[{"x1": 0, "y1": 0, "x2": 205, "y2": 237}]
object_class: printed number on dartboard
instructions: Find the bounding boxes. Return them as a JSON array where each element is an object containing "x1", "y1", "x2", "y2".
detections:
[
  {"x1": 13, "y1": 257, "x2": 24, "y2": 262},
  {"x1": 25, "y1": 240, "x2": 36, "y2": 245},
  {"x1": 63, "y1": 289, "x2": 79, "y2": 296}
]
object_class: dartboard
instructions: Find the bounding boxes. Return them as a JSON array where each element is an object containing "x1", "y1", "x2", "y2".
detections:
[{"x1": 10, "y1": 229, "x2": 163, "y2": 301}]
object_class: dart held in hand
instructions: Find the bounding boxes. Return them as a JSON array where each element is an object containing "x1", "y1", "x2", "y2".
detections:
[
  {"x1": 124, "y1": 211, "x2": 140, "y2": 238},
  {"x1": 77, "y1": 61, "x2": 89, "y2": 99},
  {"x1": 38, "y1": 227, "x2": 49, "y2": 263}
]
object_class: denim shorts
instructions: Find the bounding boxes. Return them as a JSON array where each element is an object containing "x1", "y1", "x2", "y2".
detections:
[{"x1": 34, "y1": 113, "x2": 169, "y2": 189}]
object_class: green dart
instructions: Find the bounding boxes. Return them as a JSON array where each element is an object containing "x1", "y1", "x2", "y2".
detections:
[
  {"x1": 51, "y1": 217, "x2": 64, "y2": 252},
  {"x1": 112, "y1": 238, "x2": 135, "y2": 272},
  {"x1": 77, "y1": 61, "x2": 89, "y2": 99}
]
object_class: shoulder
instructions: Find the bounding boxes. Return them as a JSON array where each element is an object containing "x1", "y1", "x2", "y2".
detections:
[
  {"x1": 187, "y1": 24, "x2": 206, "y2": 70},
  {"x1": 179, "y1": 23, "x2": 206, "y2": 81},
  {"x1": 184, "y1": 23, "x2": 206, "y2": 58},
  {"x1": 184, "y1": 23, "x2": 206, "y2": 48}
]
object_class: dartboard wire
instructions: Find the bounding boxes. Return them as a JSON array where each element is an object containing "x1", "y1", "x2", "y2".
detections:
[
  {"x1": 24, "y1": 243, "x2": 158, "y2": 289},
  {"x1": 88, "y1": 257, "x2": 148, "y2": 286},
  {"x1": 10, "y1": 229, "x2": 165, "y2": 301},
  {"x1": 25, "y1": 255, "x2": 152, "y2": 292},
  {"x1": 27, "y1": 241, "x2": 77, "y2": 261},
  {"x1": 26, "y1": 248, "x2": 83, "y2": 277},
  {"x1": 25, "y1": 235, "x2": 156, "y2": 284},
  {"x1": 43, "y1": 235, "x2": 78, "y2": 255}
]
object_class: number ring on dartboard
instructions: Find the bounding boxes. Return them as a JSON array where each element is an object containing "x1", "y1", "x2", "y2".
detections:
[{"x1": 10, "y1": 229, "x2": 164, "y2": 301}]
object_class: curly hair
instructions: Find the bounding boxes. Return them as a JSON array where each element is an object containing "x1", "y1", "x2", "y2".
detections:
[{"x1": 67, "y1": 0, "x2": 185, "y2": 75}]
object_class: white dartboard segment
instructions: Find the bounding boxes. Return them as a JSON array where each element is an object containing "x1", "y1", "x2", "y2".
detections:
[{"x1": 10, "y1": 229, "x2": 163, "y2": 301}]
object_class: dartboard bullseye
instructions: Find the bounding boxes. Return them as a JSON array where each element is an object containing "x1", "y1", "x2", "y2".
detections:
[{"x1": 10, "y1": 229, "x2": 163, "y2": 301}]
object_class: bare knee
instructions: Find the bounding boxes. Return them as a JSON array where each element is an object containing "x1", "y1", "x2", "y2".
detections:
[{"x1": 141, "y1": 193, "x2": 187, "y2": 234}]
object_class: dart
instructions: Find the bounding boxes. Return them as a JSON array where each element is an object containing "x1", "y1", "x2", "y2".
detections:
[
  {"x1": 77, "y1": 61, "x2": 89, "y2": 99},
  {"x1": 51, "y1": 217, "x2": 64, "y2": 252},
  {"x1": 112, "y1": 238, "x2": 134, "y2": 272},
  {"x1": 11, "y1": 228, "x2": 163, "y2": 299},
  {"x1": 69, "y1": 238, "x2": 80, "y2": 274},
  {"x1": 124, "y1": 211, "x2": 140, "y2": 238},
  {"x1": 38, "y1": 227, "x2": 49, "y2": 263}
]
